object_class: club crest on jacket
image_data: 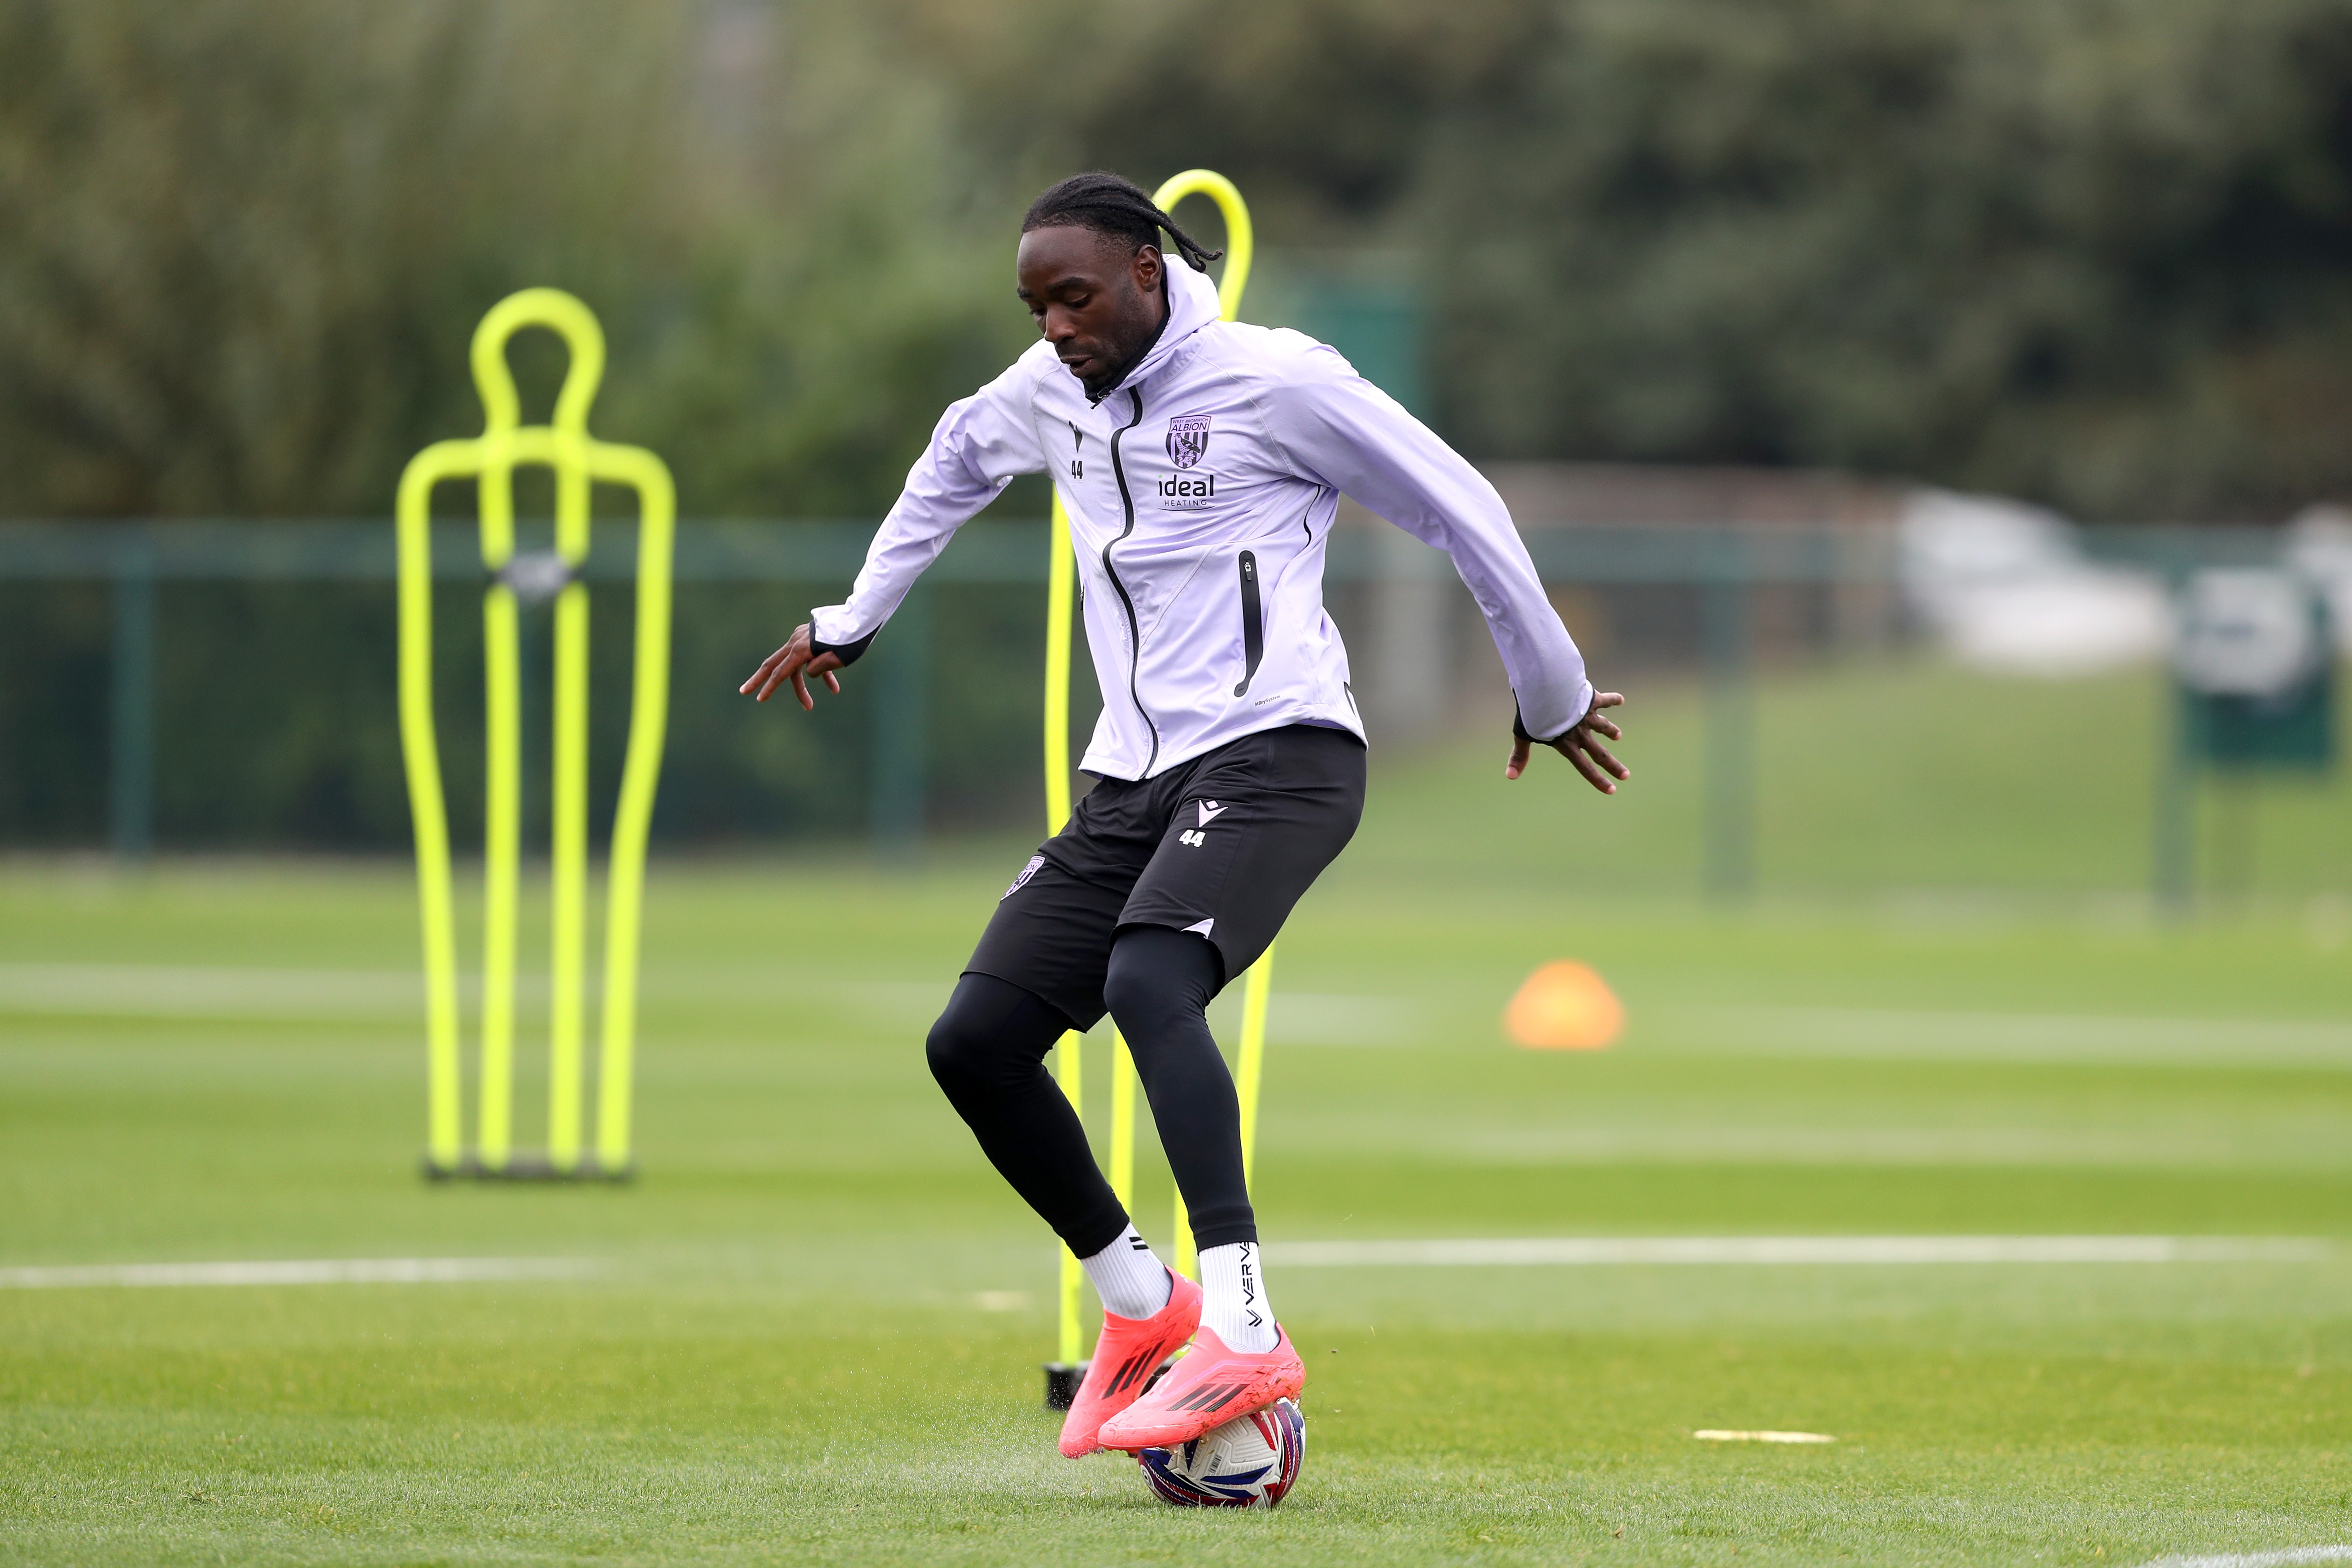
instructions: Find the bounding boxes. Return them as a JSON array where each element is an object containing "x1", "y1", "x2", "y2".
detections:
[{"x1": 1167, "y1": 415, "x2": 1211, "y2": 470}]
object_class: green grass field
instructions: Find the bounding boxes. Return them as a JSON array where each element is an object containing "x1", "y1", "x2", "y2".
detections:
[{"x1": 5, "y1": 660, "x2": 2352, "y2": 1565}]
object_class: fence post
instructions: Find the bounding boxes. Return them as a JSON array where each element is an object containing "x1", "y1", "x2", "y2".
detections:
[
  {"x1": 109, "y1": 531, "x2": 157, "y2": 863},
  {"x1": 2148, "y1": 548, "x2": 2197, "y2": 919},
  {"x1": 1701, "y1": 541, "x2": 1754, "y2": 899},
  {"x1": 1369, "y1": 523, "x2": 1449, "y2": 741},
  {"x1": 2151, "y1": 683, "x2": 2195, "y2": 917},
  {"x1": 870, "y1": 584, "x2": 929, "y2": 857}
]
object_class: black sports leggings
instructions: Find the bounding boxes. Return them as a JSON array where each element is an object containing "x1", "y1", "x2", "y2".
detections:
[{"x1": 925, "y1": 924, "x2": 1254, "y2": 1259}]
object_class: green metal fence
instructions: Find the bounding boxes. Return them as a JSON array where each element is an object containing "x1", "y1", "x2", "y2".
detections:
[{"x1": 0, "y1": 515, "x2": 1937, "y2": 888}]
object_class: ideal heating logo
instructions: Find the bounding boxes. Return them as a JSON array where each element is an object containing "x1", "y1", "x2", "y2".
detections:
[{"x1": 1157, "y1": 471, "x2": 1217, "y2": 509}]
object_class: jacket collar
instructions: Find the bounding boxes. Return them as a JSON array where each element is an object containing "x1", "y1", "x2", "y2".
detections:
[{"x1": 1094, "y1": 256, "x2": 1219, "y2": 403}]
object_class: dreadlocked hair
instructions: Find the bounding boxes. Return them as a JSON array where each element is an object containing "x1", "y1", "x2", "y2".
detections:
[{"x1": 1021, "y1": 172, "x2": 1224, "y2": 273}]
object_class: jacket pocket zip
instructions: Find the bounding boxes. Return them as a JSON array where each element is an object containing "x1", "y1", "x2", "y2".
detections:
[{"x1": 1233, "y1": 549, "x2": 1263, "y2": 697}]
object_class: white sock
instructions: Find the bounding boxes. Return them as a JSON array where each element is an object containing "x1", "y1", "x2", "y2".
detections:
[
  {"x1": 1081, "y1": 1224, "x2": 1172, "y2": 1320},
  {"x1": 1199, "y1": 1241, "x2": 1278, "y2": 1352}
]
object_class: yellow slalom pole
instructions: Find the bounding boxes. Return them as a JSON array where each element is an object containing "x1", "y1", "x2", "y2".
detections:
[
  {"x1": 1054, "y1": 1011, "x2": 1086, "y2": 1369},
  {"x1": 1045, "y1": 493, "x2": 1075, "y2": 828},
  {"x1": 1044, "y1": 488, "x2": 1088, "y2": 1370},
  {"x1": 478, "y1": 508, "x2": 520, "y2": 1174},
  {"x1": 1145, "y1": 169, "x2": 1255, "y2": 1278},
  {"x1": 547, "y1": 579, "x2": 589, "y2": 1171},
  {"x1": 1153, "y1": 170, "x2": 1254, "y2": 319},
  {"x1": 1171, "y1": 1188, "x2": 1194, "y2": 1281},
  {"x1": 1108, "y1": 1028, "x2": 1136, "y2": 1206},
  {"x1": 1043, "y1": 174, "x2": 1255, "y2": 1376},
  {"x1": 546, "y1": 395, "x2": 594, "y2": 1173},
  {"x1": 1236, "y1": 946, "x2": 1274, "y2": 1189},
  {"x1": 594, "y1": 443, "x2": 673, "y2": 1176},
  {"x1": 398, "y1": 445, "x2": 469, "y2": 1175}
]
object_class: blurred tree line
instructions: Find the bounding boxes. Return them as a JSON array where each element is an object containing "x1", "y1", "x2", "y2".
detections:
[
  {"x1": 0, "y1": 0, "x2": 1030, "y2": 519},
  {"x1": 916, "y1": 0, "x2": 2352, "y2": 524},
  {"x1": 9, "y1": 0, "x2": 2352, "y2": 523},
  {"x1": 9, "y1": 0, "x2": 2352, "y2": 847}
]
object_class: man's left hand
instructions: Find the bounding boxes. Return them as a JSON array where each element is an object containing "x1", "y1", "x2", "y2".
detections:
[{"x1": 1506, "y1": 691, "x2": 1628, "y2": 794}]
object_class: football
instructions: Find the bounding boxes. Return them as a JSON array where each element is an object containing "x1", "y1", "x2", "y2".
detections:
[{"x1": 1137, "y1": 1399, "x2": 1305, "y2": 1507}]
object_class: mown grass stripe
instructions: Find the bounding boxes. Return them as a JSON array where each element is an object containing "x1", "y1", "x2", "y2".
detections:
[
  {"x1": 0, "y1": 1257, "x2": 597, "y2": 1288},
  {"x1": 1282, "y1": 1236, "x2": 2335, "y2": 1266},
  {"x1": 2136, "y1": 1550, "x2": 2352, "y2": 1568}
]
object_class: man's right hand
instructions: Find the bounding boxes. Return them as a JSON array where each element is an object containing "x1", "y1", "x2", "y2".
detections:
[{"x1": 740, "y1": 623, "x2": 845, "y2": 710}]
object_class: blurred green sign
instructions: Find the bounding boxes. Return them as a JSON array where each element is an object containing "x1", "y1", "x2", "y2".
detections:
[{"x1": 2174, "y1": 568, "x2": 2334, "y2": 771}]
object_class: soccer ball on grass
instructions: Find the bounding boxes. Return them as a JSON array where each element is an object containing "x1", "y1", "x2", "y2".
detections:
[{"x1": 1137, "y1": 1398, "x2": 1304, "y2": 1507}]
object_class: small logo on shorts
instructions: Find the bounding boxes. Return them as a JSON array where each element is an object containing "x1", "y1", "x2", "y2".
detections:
[
  {"x1": 1002, "y1": 854, "x2": 1045, "y2": 899},
  {"x1": 1195, "y1": 800, "x2": 1226, "y2": 827}
]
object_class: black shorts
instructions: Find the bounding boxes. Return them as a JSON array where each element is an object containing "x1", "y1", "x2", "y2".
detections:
[{"x1": 966, "y1": 724, "x2": 1367, "y2": 1029}]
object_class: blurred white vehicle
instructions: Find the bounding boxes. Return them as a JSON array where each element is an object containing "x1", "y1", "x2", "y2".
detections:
[{"x1": 1898, "y1": 489, "x2": 2171, "y2": 676}]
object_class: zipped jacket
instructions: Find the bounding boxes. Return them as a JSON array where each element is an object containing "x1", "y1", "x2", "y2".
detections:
[{"x1": 809, "y1": 253, "x2": 1593, "y2": 781}]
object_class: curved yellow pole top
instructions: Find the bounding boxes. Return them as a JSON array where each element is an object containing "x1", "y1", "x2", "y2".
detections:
[
  {"x1": 470, "y1": 286, "x2": 607, "y2": 437},
  {"x1": 1152, "y1": 170, "x2": 1252, "y2": 322}
]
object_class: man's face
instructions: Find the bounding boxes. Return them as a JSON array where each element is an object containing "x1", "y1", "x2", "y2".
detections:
[{"x1": 1016, "y1": 225, "x2": 1167, "y2": 400}]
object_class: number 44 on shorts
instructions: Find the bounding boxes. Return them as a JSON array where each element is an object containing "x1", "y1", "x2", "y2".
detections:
[{"x1": 1178, "y1": 800, "x2": 1226, "y2": 849}]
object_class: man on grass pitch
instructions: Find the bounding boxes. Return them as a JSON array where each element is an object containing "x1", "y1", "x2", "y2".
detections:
[{"x1": 742, "y1": 172, "x2": 1626, "y2": 1458}]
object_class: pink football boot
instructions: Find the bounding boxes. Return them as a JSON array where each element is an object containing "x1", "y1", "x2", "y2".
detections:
[
  {"x1": 1057, "y1": 1270, "x2": 1203, "y2": 1458},
  {"x1": 1095, "y1": 1322, "x2": 1305, "y2": 1453}
]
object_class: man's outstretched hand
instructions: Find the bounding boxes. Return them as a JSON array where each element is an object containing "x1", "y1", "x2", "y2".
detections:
[
  {"x1": 1506, "y1": 691, "x2": 1628, "y2": 794},
  {"x1": 740, "y1": 623, "x2": 845, "y2": 710}
]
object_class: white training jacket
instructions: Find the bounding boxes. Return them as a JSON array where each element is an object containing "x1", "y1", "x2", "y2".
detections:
[{"x1": 809, "y1": 252, "x2": 1593, "y2": 782}]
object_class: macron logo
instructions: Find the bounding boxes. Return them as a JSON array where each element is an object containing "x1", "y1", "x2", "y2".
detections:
[{"x1": 1196, "y1": 801, "x2": 1226, "y2": 828}]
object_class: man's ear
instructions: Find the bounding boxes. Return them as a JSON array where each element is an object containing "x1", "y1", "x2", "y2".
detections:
[{"x1": 1131, "y1": 243, "x2": 1164, "y2": 294}]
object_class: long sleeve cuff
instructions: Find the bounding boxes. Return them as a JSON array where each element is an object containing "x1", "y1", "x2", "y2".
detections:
[
  {"x1": 811, "y1": 624, "x2": 877, "y2": 667},
  {"x1": 1513, "y1": 683, "x2": 1595, "y2": 746}
]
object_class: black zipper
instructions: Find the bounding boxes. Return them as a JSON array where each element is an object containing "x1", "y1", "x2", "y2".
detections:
[
  {"x1": 1233, "y1": 550, "x2": 1263, "y2": 697},
  {"x1": 1104, "y1": 388, "x2": 1160, "y2": 773}
]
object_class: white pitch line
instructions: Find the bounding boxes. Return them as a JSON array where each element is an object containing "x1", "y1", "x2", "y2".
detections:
[
  {"x1": 1667, "y1": 1005, "x2": 2352, "y2": 1068},
  {"x1": 0, "y1": 1257, "x2": 599, "y2": 1289},
  {"x1": 0, "y1": 963, "x2": 427, "y2": 1019},
  {"x1": 1693, "y1": 1430, "x2": 1835, "y2": 1444},
  {"x1": 2137, "y1": 1550, "x2": 2352, "y2": 1567},
  {"x1": 1281, "y1": 1236, "x2": 2335, "y2": 1267}
]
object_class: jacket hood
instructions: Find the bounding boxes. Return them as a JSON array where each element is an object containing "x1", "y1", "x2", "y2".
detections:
[{"x1": 1101, "y1": 253, "x2": 1221, "y2": 399}]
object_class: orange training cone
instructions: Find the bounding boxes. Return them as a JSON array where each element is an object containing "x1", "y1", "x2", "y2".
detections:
[{"x1": 1504, "y1": 960, "x2": 1624, "y2": 1050}]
